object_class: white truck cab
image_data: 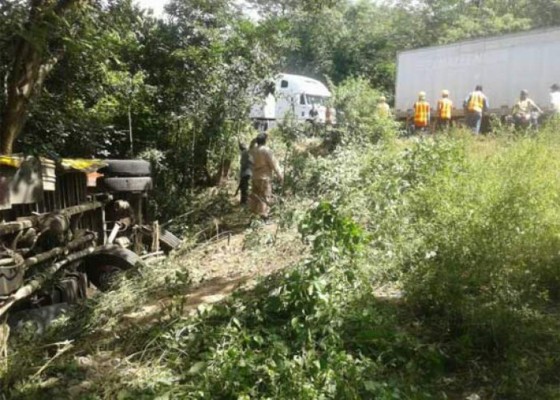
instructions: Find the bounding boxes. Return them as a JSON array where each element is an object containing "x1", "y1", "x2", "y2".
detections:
[{"x1": 250, "y1": 73, "x2": 335, "y2": 130}]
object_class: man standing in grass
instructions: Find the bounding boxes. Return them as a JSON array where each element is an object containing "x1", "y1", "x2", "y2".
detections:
[
  {"x1": 376, "y1": 96, "x2": 391, "y2": 118},
  {"x1": 464, "y1": 85, "x2": 489, "y2": 134},
  {"x1": 437, "y1": 90, "x2": 453, "y2": 131},
  {"x1": 237, "y1": 142, "x2": 253, "y2": 206},
  {"x1": 249, "y1": 133, "x2": 283, "y2": 222},
  {"x1": 413, "y1": 91, "x2": 430, "y2": 133}
]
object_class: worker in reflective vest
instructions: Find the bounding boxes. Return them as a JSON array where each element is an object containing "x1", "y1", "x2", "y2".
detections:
[
  {"x1": 437, "y1": 90, "x2": 453, "y2": 131},
  {"x1": 413, "y1": 92, "x2": 430, "y2": 132},
  {"x1": 463, "y1": 85, "x2": 489, "y2": 134},
  {"x1": 376, "y1": 96, "x2": 391, "y2": 118}
]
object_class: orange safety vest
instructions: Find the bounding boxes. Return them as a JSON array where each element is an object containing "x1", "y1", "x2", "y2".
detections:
[
  {"x1": 414, "y1": 101, "x2": 430, "y2": 127},
  {"x1": 438, "y1": 98, "x2": 453, "y2": 120},
  {"x1": 468, "y1": 91, "x2": 485, "y2": 112}
]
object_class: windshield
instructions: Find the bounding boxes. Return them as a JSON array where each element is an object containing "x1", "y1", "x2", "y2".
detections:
[{"x1": 305, "y1": 95, "x2": 329, "y2": 106}]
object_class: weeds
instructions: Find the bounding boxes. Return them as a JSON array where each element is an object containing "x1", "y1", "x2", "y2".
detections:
[
  {"x1": 400, "y1": 131, "x2": 560, "y2": 397},
  {"x1": 5, "y1": 113, "x2": 560, "y2": 399},
  {"x1": 129, "y1": 202, "x2": 438, "y2": 399}
]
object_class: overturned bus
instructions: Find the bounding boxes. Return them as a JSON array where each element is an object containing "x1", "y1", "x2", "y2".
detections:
[{"x1": 0, "y1": 156, "x2": 180, "y2": 320}]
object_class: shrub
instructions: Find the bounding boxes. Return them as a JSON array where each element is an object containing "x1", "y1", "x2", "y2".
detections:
[
  {"x1": 333, "y1": 77, "x2": 399, "y2": 144},
  {"x1": 399, "y1": 131, "x2": 560, "y2": 397},
  {"x1": 126, "y1": 202, "x2": 440, "y2": 399}
]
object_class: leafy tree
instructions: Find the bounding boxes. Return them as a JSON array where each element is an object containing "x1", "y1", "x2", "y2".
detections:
[
  {"x1": 8, "y1": 0, "x2": 160, "y2": 157},
  {"x1": 253, "y1": 0, "x2": 558, "y2": 95},
  {"x1": 270, "y1": 1, "x2": 401, "y2": 91},
  {"x1": 139, "y1": 0, "x2": 279, "y2": 189},
  {"x1": 246, "y1": 0, "x2": 341, "y2": 17},
  {"x1": 0, "y1": 0, "x2": 95, "y2": 155}
]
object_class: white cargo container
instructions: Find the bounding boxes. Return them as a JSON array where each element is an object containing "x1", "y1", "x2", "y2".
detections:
[
  {"x1": 395, "y1": 28, "x2": 560, "y2": 118},
  {"x1": 250, "y1": 73, "x2": 335, "y2": 129}
]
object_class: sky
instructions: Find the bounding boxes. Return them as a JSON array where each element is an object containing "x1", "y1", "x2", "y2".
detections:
[
  {"x1": 134, "y1": 0, "x2": 168, "y2": 17},
  {"x1": 133, "y1": 0, "x2": 258, "y2": 19}
]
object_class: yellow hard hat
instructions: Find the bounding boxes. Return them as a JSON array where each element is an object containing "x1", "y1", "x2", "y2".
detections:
[
  {"x1": 442, "y1": 89, "x2": 449, "y2": 96},
  {"x1": 418, "y1": 91, "x2": 426, "y2": 99}
]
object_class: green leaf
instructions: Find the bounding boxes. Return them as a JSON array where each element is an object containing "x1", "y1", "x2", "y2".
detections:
[{"x1": 187, "y1": 361, "x2": 207, "y2": 375}]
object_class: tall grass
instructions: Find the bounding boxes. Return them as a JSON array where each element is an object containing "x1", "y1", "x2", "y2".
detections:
[
  {"x1": 275, "y1": 122, "x2": 560, "y2": 397},
  {"x1": 5, "y1": 111, "x2": 560, "y2": 398},
  {"x1": 400, "y1": 130, "x2": 560, "y2": 397}
]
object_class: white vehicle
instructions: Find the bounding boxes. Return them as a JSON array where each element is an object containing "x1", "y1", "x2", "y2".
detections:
[
  {"x1": 395, "y1": 27, "x2": 560, "y2": 119},
  {"x1": 250, "y1": 73, "x2": 335, "y2": 129}
]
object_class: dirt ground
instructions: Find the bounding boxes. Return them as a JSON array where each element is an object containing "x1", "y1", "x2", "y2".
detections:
[{"x1": 123, "y1": 218, "x2": 307, "y2": 322}]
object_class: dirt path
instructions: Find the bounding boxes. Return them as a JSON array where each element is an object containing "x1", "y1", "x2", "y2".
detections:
[{"x1": 123, "y1": 221, "x2": 306, "y2": 322}]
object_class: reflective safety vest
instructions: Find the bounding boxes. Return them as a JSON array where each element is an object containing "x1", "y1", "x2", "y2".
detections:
[
  {"x1": 414, "y1": 101, "x2": 430, "y2": 127},
  {"x1": 468, "y1": 91, "x2": 485, "y2": 112},
  {"x1": 438, "y1": 98, "x2": 453, "y2": 120},
  {"x1": 377, "y1": 102, "x2": 390, "y2": 117}
]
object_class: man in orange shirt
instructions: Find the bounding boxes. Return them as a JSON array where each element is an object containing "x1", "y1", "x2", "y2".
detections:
[
  {"x1": 413, "y1": 91, "x2": 430, "y2": 133},
  {"x1": 437, "y1": 90, "x2": 453, "y2": 131}
]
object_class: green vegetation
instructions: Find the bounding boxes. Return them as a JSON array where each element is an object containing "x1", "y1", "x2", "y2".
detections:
[
  {"x1": 3, "y1": 1, "x2": 560, "y2": 399},
  {"x1": 3, "y1": 0, "x2": 560, "y2": 218},
  {"x1": 4, "y1": 119, "x2": 560, "y2": 398}
]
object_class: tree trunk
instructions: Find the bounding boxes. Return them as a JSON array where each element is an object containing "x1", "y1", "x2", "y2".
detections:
[
  {"x1": 128, "y1": 104, "x2": 134, "y2": 156},
  {"x1": 0, "y1": 40, "x2": 43, "y2": 155},
  {"x1": 0, "y1": 0, "x2": 80, "y2": 155},
  {"x1": 212, "y1": 158, "x2": 232, "y2": 187},
  {"x1": 1, "y1": 104, "x2": 27, "y2": 156}
]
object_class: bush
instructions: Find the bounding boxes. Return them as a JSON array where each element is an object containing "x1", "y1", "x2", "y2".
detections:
[
  {"x1": 8, "y1": 121, "x2": 560, "y2": 399},
  {"x1": 399, "y1": 131, "x2": 560, "y2": 397},
  {"x1": 121, "y1": 202, "x2": 441, "y2": 399},
  {"x1": 333, "y1": 77, "x2": 399, "y2": 144}
]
